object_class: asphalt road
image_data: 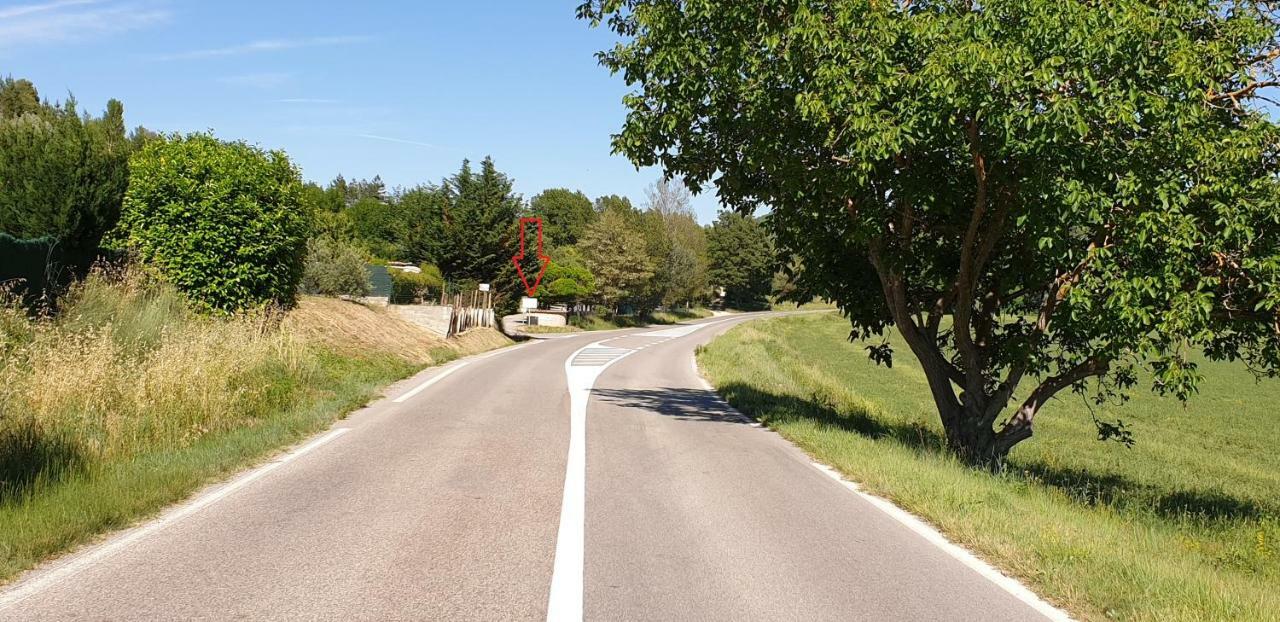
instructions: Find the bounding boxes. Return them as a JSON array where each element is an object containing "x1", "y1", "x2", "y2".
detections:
[{"x1": 0, "y1": 313, "x2": 1066, "y2": 621}]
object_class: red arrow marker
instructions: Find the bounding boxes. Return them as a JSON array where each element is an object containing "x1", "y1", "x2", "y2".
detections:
[{"x1": 511, "y1": 217, "x2": 551, "y2": 297}]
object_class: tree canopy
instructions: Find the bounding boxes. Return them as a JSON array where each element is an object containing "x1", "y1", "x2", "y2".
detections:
[
  {"x1": 582, "y1": 0, "x2": 1280, "y2": 465},
  {"x1": 530, "y1": 188, "x2": 597, "y2": 247},
  {"x1": 117, "y1": 134, "x2": 311, "y2": 313},
  {"x1": 579, "y1": 208, "x2": 655, "y2": 310},
  {"x1": 0, "y1": 79, "x2": 130, "y2": 250},
  {"x1": 707, "y1": 212, "x2": 775, "y2": 311}
]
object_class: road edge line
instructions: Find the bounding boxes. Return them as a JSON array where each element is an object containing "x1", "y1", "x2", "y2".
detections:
[
  {"x1": 689, "y1": 327, "x2": 1073, "y2": 621},
  {"x1": 0, "y1": 428, "x2": 351, "y2": 611}
]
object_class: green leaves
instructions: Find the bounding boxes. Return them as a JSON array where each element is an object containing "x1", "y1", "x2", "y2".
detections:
[
  {"x1": 116, "y1": 134, "x2": 311, "y2": 314},
  {"x1": 707, "y1": 211, "x2": 774, "y2": 310},
  {"x1": 583, "y1": 0, "x2": 1280, "y2": 459}
]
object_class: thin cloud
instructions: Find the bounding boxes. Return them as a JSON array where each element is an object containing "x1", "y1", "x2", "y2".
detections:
[
  {"x1": 155, "y1": 35, "x2": 370, "y2": 61},
  {"x1": 0, "y1": 0, "x2": 99, "y2": 19},
  {"x1": 356, "y1": 133, "x2": 440, "y2": 149},
  {"x1": 216, "y1": 72, "x2": 294, "y2": 89},
  {"x1": 273, "y1": 98, "x2": 341, "y2": 104},
  {"x1": 0, "y1": 0, "x2": 168, "y2": 48}
]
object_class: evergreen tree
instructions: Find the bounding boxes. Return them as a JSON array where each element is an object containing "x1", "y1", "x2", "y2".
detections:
[
  {"x1": 706, "y1": 212, "x2": 774, "y2": 310},
  {"x1": 0, "y1": 83, "x2": 129, "y2": 250},
  {"x1": 0, "y1": 77, "x2": 40, "y2": 119}
]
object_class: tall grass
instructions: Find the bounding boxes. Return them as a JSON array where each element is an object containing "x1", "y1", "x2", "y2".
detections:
[
  {"x1": 0, "y1": 269, "x2": 501, "y2": 582},
  {"x1": 698, "y1": 313, "x2": 1280, "y2": 621}
]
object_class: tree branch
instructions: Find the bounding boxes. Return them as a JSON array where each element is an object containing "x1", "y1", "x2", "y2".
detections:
[
  {"x1": 994, "y1": 356, "x2": 1110, "y2": 453},
  {"x1": 954, "y1": 117, "x2": 992, "y2": 401}
]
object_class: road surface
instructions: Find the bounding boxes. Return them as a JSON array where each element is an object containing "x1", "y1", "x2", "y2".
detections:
[{"x1": 0, "y1": 313, "x2": 1066, "y2": 621}]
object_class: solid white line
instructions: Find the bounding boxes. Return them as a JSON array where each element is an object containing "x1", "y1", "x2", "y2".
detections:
[
  {"x1": 690, "y1": 320, "x2": 1069, "y2": 618},
  {"x1": 809, "y1": 462, "x2": 1072, "y2": 621},
  {"x1": 393, "y1": 362, "x2": 470, "y2": 403},
  {"x1": 0, "y1": 427, "x2": 351, "y2": 612},
  {"x1": 546, "y1": 341, "x2": 638, "y2": 622}
]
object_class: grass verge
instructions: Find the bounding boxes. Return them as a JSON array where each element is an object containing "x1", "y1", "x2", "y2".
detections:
[
  {"x1": 697, "y1": 312, "x2": 1279, "y2": 622},
  {"x1": 0, "y1": 272, "x2": 509, "y2": 584},
  {"x1": 567, "y1": 307, "x2": 714, "y2": 331},
  {"x1": 524, "y1": 325, "x2": 584, "y2": 334}
]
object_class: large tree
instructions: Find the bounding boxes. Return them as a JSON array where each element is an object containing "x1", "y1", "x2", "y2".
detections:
[
  {"x1": 644, "y1": 179, "x2": 710, "y2": 306},
  {"x1": 579, "y1": 208, "x2": 655, "y2": 311},
  {"x1": 399, "y1": 158, "x2": 523, "y2": 309},
  {"x1": 707, "y1": 212, "x2": 775, "y2": 311},
  {"x1": 530, "y1": 188, "x2": 597, "y2": 247},
  {"x1": 582, "y1": 0, "x2": 1280, "y2": 466}
]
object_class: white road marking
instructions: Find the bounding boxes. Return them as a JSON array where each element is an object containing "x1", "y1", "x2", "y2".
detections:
[
  {"x1": 0, "y1": 427, "x2": 351, "y2": 612},
  {"x1": 809, "y1": 463, "x2": 1072, "y2": 621},
  {"x1": 688, "y1": 351, "x2": 761, "y2": 427},
  {"x1": 688, "y1": 320, "x2": 1068, "y2": 618},
  {"x1": 638, "y1": 323, "x2": 708, "y2": 338},
  {"x1": 393, "y1": 362, "x2": 470, "y2": 403},
  {"x1": 546, "y1": 340, "x2": 640, "y2": 622}
]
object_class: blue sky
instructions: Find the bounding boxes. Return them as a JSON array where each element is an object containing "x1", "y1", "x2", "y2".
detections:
[{"x1": 0, "y1": 0, "x2": 725, "y2": 223}]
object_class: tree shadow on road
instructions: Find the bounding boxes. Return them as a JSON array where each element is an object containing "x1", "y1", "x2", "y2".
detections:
[{"x1": 590, "y1": 382, "x2": 945, "y2": 453}]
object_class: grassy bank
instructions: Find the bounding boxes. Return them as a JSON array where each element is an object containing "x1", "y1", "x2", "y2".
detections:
[
  {"x1": 697, "y1": 312, "x2": 1279, "y2": 621},
  {"x1": 566, "y1": 306, "x2": 713, "y2": 331},
  {"x1": 0, "y1": 273, "x2": 508, "y2": 583}
]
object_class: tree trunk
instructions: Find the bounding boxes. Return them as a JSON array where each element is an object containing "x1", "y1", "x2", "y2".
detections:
[{"x1": 940, "y1": 406, "x2": 1007, "y2": 470}]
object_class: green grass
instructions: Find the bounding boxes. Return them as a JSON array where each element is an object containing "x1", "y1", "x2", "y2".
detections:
[
  {"x1": 523, "y1": 325, "x2": 584, "y2": 334},
  {"x1": 697, "y1": 312, "x2": 1280, "y2": 622},
  {"x1": 568, "y1": 307, "x2": 713, "y2": 331},
  {"x1": 768, "y1": 298, "x2": 838, "y2": 311},
  {"x1": 0, "y1": 272, "x2": 501, "y2": 584},
  {"x1": 0, "y1": 351, "x2": 410, "y2": 581}
]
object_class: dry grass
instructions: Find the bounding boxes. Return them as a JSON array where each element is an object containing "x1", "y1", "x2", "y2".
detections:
[
  {"x1": 284, "y1": 297, "x2": 511, "y2": 364},
  {"x1": 284, "y1": 297, "x2": 447, "y2": 364},
  {"x1": 0, "y1": 272, "x2": 510, "y2": 583}
]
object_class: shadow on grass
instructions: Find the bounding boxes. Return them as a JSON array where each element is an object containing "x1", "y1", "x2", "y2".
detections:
[
  {"x1": 1011, "y1": 462, "x2": 1267, "y2": 522},
  {"x1": 0, "y1": 421, "x2": 84, "y2": 505},
  {"x1": 653, "y1": 379, "x2": 1267, "y2": 523},
  {"x1": 718, "y1": 381, "x2": 946, "y2": 452}
]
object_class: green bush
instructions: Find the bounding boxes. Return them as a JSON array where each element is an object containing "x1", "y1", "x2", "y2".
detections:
[
  {"x1": 417, "y1": 263, "x2": 444, "y2": 289},
  {"x1": 390, "y1": 269, "x2": 438, "y2": 304},
  {"x1": 301, "y1": 238, "x2": 371, "y2": 298},
  {"x1": 115, "y1": 134, "x2": 311, "y2": 313}
]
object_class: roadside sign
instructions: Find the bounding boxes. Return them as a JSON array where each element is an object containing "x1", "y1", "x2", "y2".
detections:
[
  {"x1": 520, "y1": 297, "x2": 538, "y2": 311},
  {"x1": 479, "y1": 283, "x2": 490, "y2": 292}
]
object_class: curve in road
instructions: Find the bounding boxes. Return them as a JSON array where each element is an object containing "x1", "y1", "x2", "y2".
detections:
[{"x1": 0, "y1": 313, "x2": 1069, "y2": 621}]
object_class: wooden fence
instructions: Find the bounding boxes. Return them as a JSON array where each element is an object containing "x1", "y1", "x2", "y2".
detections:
[{"x1": 440, "y1": 290, "x2": 495, "y2": 336}]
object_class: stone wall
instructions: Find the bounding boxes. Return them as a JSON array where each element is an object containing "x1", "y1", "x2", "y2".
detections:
[{"x1": 392, "y1": 304, "x2": 454, "y2": 337}]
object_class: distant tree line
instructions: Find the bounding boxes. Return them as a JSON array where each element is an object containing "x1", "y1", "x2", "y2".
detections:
[
  {"x1": 1, "y1": 74, "x2": 781, "y2": 318},
  {"x1": 303, "y1": 164, "x2": 778, "y2": 314}
]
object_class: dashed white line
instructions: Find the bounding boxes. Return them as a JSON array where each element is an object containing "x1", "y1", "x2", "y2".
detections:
[{"x1": 393, "y1": 362, "x2": 470, "y2": 403}]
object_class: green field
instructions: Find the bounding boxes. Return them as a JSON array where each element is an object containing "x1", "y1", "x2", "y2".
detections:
[{"x1": 698, "y1": 312, "x2": 1280, "y2": 622}]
